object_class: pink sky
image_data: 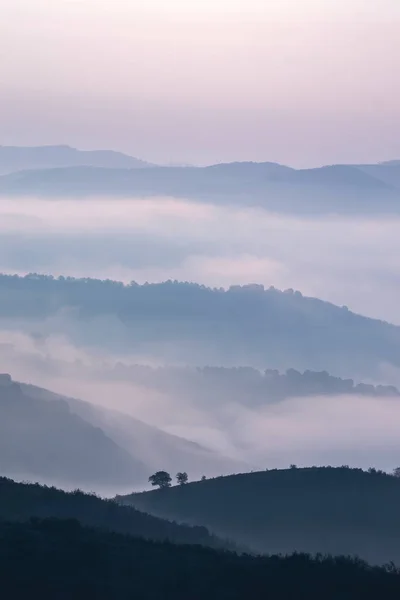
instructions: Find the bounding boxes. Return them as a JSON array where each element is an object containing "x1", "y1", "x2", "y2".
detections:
[{"x1": 1, "y1": 0, "x2": 399, "y2": 166}]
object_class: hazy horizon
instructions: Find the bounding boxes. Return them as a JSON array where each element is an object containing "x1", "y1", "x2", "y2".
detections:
[
  {"x1": 0, "y1": 142, "x2": 399, "y2": 169},
  {"x1": 1, "y1": 0, "x2": 400, "y2": 167}
]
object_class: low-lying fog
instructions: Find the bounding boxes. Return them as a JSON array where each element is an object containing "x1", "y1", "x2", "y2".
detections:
[
  {"x1": 2, "y1": 194, "x2": 400, "y2": 485},
  {"x1": 0, "y1": 196, "x2": 400, "y2": 324},
  {"x1": 2, "y1": 332, "x2": 400, "y2": 476}
]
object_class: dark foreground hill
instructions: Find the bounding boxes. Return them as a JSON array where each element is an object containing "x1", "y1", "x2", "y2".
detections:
[
  {"x1": 118, "y1": 467, "x2": 400, "y2": 565},
  {"x1": 1, "y1": 518, "x2": 400, "y2": 600},
  {"x1": 0, "y1": 477, "x2": 226, "y2": 549}
]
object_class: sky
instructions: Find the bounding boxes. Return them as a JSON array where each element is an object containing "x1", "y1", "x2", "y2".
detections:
[{"x1": 1, "y1": 0, "x2": 399, "y2": 166}]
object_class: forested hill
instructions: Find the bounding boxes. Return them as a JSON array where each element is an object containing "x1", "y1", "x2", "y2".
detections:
[
  {"x1": 118, "y1": 467, "x2": 400, "y2": 565},
  {"x1": 1, "y1": 274, "x2": 400, "y2": 378},
  {"x1": 101, "y1": 364, "x2": 400, "y2": 406},
  {"x1": 0, "y1": 477, "x2": 227, "y2": 550},
  {"x1": 2, "y1": 519, "x2": 400, "y2": 600}
]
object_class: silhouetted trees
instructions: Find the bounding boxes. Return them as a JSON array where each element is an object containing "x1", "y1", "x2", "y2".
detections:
[
  {"x1": 149, "y1": 471, "x2": 172, "y2": 489},
  {"x1": 176, "y1": 472, "x2": 188, "y2": 485}
]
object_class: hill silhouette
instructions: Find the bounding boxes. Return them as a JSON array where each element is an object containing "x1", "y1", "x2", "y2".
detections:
[
  {"x1": 118, "y1": 467, "x2": 400, "y2": 565},
  {"x1": 0, "y1": 144, "x2": 152, "y2": 174},
  {"x1": 1, "y1": 517, "x2": 400, "y2": 600}
]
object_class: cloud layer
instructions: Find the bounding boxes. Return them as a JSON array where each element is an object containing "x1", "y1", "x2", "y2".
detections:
[
  {"x1": 1, "y1": 330, "x2": 400, "y2": 475},
  {"x1": 0, "y1": 196, "x2": 399, "y2": 323}
]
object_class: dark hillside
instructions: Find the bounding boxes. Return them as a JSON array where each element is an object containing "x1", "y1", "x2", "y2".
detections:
[
  {"x1": 0, "y1": 477, "x2": 226, "y2": 549},
  {"x1": 119, "y1": 467, "x2": 400, "y2": 565},
  {"x1": 1, "y1": 518, "x2": 400, "y2": 600}
]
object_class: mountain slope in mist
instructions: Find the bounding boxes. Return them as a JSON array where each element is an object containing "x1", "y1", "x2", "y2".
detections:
[
  {"x1": 1, "y1": 160, "x2": 399, "y2": 213},
  {"x1": 0, "y1": 145, "x2": 152, "y2": 174},
  {"x1": 0, "y1": 375, "x2": 145, "y2": 488},
  {"x1": 21, "y1": 380, "x2": 246, "y2": 482},
  {"x1": 1, "y1": 274, "x2": 399, "y2": 379},
  {"x1": 119, "y1": 467, "x2": 400, "y2": 566}
]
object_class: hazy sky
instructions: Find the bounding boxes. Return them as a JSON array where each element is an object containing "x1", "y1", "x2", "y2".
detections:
[{"x1": 1, "y1": 0, "x2": 400, "y2": 165}]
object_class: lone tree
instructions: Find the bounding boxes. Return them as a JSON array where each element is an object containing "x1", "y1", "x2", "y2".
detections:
[
  {"x1": 176, "y1": 472, "x2": 188, "y2": 486},
  {"x1": 148, "y1": 471, "x2": 172, "y2": 489}
]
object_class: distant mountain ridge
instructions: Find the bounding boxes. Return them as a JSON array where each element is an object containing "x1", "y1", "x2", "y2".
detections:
[
  {"x1": 0, "y1": 144, "x2": 153, "y2": 174},
  {"x1": 1, "y1": 157, "x2": 399, "y2": 213}
]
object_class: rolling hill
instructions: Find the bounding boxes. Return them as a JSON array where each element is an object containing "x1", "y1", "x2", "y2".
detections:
[{"x1": 118, "y1": 467, "x2": 400, "y2": 565}]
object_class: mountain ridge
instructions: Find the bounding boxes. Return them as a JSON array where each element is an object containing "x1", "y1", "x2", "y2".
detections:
[
  {"x1": 0, "y1": 144, "x2": 153, "y2": 174},
  {"x1": 1, "y1": 159, "x2": 400, "y2": 214}
]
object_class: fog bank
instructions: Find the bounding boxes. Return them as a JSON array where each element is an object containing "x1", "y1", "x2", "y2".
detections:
[{"x1": 0, "y1": 196, "x2": 399, "y2": 323}]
